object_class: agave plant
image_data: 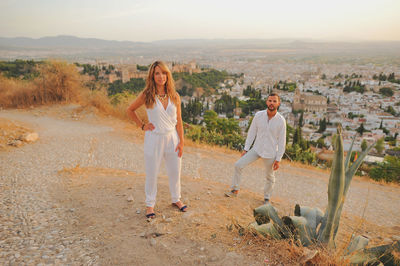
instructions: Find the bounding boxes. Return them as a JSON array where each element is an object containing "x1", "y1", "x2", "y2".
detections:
[{"x1": 249, "y1": 126, "x2": 399, "y2": 264}]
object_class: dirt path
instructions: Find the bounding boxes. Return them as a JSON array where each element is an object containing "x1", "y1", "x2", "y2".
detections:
[{"x1": 1, "y1": 105, "x2": 399, "y2": 265}]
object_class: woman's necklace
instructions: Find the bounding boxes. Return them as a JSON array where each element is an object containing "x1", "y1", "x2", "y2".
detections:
[{"x1": 156, "y1": 94, "x2": 168, "y2": 100}]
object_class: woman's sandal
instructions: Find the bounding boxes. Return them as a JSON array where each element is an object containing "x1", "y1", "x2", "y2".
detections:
[
  {"x1": 145, "y1": 212, "x2": 156, "y2": 219},
  {"x1": 172, "y1": 202, "x2": 188, "y2": 212}
]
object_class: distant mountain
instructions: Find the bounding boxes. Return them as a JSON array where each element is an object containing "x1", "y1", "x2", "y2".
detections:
[
  {"x1": 1, "y1": 35, "x2": 400, "y2": 62},
  {"x1": 0, "y1": 35, "x2": 146, "y2": 49}
]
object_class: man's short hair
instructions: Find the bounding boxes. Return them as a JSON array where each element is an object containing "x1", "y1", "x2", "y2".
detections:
[{"x1": 268, "y1": 93, "x2": 280, "y2": 101}]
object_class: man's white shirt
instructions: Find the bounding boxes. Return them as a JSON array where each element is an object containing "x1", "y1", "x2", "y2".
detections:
[{"x1": 244, "y1": 110, "x2": 286, "y2": 161}]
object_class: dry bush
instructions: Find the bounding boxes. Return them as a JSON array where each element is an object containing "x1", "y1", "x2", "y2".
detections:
[
  {"x1": 0, "y1": 75, "x2": 36, "y2": 108},
  {"x1": 0, "y1": 59, "x2": 149, "y2": 123},
  {"x1": 79, "y1": 88, "x2": 115, "y2": 115},
  {"x1": 109, "y1": 91, "x2": 147, "y2": 122},
  {"x1": 0, "y1": 61, "x2": 85, "y2": 108},
  {"x1": 79, "y1": 89, "x2": 148, "y2": 122},
  {"x1": 34, "y1": 61, "x2": 83, "y2": 104}
]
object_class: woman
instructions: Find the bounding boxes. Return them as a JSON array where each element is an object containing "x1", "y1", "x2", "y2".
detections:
[{"x1": 127, "y1": 61, "x2": 187, "y2": 218}]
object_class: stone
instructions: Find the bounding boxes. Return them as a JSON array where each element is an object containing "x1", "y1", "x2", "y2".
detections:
[
  {"x1": 20, "y1": 132, "x2": 39, "y2": 143},
  {"x1": 300, "y1": 248, "x2": 319, "y2": 264},
  {"x1": 127, "y1": 196, "x2": 134, "y2": 202},
  {"x1": 8, "y1": 140, "x2": 23, "y2": 147},
  {"x1": 150, "y1": 238, "x2": 157, "y2": 246},
  {"x1": 136, "y1": 209, "x2": 141, "y2": 214}
]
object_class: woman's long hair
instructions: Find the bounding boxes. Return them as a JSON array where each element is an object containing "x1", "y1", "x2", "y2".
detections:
[{"x1": 143, "y1": 61, "x2": 178, "y2": 108}]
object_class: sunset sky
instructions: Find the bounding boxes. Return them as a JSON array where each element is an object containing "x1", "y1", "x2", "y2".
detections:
[{"x1": 1, "y1": 0, "x2": 399, "y2": 42}]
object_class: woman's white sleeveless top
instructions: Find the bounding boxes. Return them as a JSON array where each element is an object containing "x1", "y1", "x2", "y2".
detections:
[{"x1": 146, "y1": 98, "x2": 177, "y2": 134}]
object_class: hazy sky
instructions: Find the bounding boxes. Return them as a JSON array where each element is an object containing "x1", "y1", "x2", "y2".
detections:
[{"x1": 1, "y1": 0, "x2": 399, "y2": 42}]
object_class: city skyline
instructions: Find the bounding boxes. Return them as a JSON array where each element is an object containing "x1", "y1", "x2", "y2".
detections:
[{"x1": 1, "y1": 0, "x2": 400, "y2": 42}]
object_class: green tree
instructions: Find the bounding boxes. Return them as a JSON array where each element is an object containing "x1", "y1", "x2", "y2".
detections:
[
  {"x1": 292, "y1": 126, "x2": 303, "y2": 146},
  {"x1": 379, "y1": 87, "x2": 394, "y2": 97},
  {"x1": 356, "y1": 123, "x2": 365, "y2": 136},
  {"x1": 361, "y1": 139, "x2": 368, "y2": 151},
  {"x1": 107, "y1": 78, "x2": 146, "y2": 96},
  {"x1": 386, "y1": 106, "x2": 397, "y2": 116},
  {"x1": 298, "y1": 111, "x2": 304, "y2": 127},
  {"x1": 136, "y1": 64, "x2": 149, "y2": 71},
  {"x1": 375, "y1": 138, "x2": 385, "y2": 154},
  {"x1": 318, "y1": 118, "x2": 327, "y2": 133},
  {"x1": 317, "y1": 137, "x2": 326, "y2": 148},
  {"x1": 203, "y1": 110, "x2": 218, "y2": 131},
  {"x1": 286, "y1": 123, "x2": 293, "y2": 144},
  {"x1": 369, "y1": 156, "x2": 400, "y2": 183}
]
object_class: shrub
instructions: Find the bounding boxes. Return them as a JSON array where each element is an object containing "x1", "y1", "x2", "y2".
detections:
[
  {"x1": 0, "y1": 61, "x2": 83, "y2": 108},
  {"x1": 369, "y1": 155, "x2": 400, "y2": 183}
]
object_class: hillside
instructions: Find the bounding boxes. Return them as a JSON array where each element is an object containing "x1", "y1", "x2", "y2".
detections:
[{"x1": 1, "y1": 104, "x2": 399, "y2": 265}]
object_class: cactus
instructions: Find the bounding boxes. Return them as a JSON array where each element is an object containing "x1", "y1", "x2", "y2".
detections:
[
  {"x1": 345, "y1": 234, "x2": 369, "y2": 255},
  {"x1": 294, "y1": 204, "x2": 324, "y2": 240},
  {"x1": 317, "y1": 126, "x2": 345, "y2": 248},
  {"x1": 282, "y1": 216, "x2": 314, "y2": 246},
  {"x1": 253, "y1": 203, "x2": 290, "y2": 238},
  {"x1": 248, "y1": 126, "x2": 386, "y2": 255},
  {"x1": 331, "y1": 135, "x2": 375, "y2": 238},
  {"x1": 348, "y1": 240, "x2": 400, "y2": 265},
  {"x1": 249, "y1": 221, "x2": 282, "y2": 240}
]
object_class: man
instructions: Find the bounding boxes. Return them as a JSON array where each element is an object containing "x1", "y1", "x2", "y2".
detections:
[{"x1": 225, "y1": 93, "x2": 286, "y2": 204}]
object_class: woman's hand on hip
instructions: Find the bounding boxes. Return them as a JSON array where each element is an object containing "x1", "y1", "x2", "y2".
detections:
[
  {"x1": 175, "y1": 142, "x2": 184, "y2": 157},
  {"x1": 143, "y1": 123, "x2": 155, "y2": 131}
]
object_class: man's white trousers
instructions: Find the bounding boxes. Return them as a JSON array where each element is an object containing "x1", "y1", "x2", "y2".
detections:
[
  {"x1": 231, "y1": 149, "x2": 276, "y2": 200},
  {"x1": 144, "y1": 130, "x2": 181, "y2": 207}
]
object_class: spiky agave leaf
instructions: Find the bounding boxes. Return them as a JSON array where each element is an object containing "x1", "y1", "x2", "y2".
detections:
[
  {"x1": 317, "y1": 127, "x2": 345, "y2": 249},
  {"x1": 344, "y1": 134, "x2": 356, "y2": 171},
  {"x1": 332, "y1": 142, "x2": 376, "y2": 238},
  {"x1": 283, "y1": 216, "x2": 314, "y2": 246},
  {"x1": 253, "y1": 204, "x2": 290, "y2": 238},
  {"x1": 345, "y1": 234, "x2": 369, "y2": 255},
  {"x1": 348, "y1": 240, "x2": 400, "y2": 265},
  {"x1": 294, "y1": 204, "x2": 324, "y2": 240},
  {"x1": 248, "y1": 221, "x2": 282, "y2": 240}
]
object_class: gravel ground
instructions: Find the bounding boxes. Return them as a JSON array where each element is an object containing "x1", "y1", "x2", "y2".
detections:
[
  {"x1": 1, "y1": 107, "x2": 399, "y2": 265},
  {"x1": 193, "y1": 150, "x2": 400, "y2": 227}
]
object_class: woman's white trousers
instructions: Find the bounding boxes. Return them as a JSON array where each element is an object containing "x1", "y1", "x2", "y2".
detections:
[{"x1": 144, "y1": 130, "x2": 181, "y2": 207}]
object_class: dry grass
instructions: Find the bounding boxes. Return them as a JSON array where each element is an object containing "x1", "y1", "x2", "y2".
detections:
[
  {"x1": 0, "y1": 60, "x2": 149, "y2": 125},
  {"x1": 0, "y1": 61, "x2": 82, "y2": 108}
]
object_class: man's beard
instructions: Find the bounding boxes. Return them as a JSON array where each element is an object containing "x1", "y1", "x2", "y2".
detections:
[{"x1": 268, "y1": 105, "x2": 276, "y2": 111}]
